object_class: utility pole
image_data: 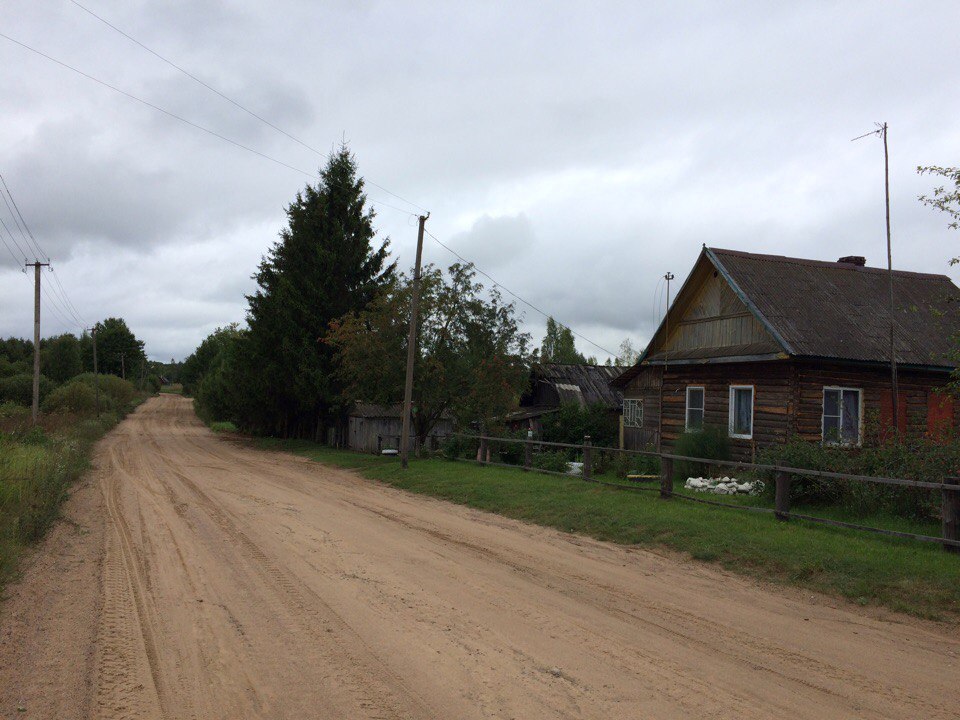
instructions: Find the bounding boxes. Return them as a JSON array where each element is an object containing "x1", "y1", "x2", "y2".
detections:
[
  {"x1": 663, "y1": 272, "x2": 675, "y2": 366},
  {"x1": 89, "y1": 327, "x2": 100, "y2": 418},
  {"x1": 853, "y1": 122, "x2": 898, "y2": 428},
  {"x1": 882, "y1": 123, "x2": 899, "y2": 429},
  {"x1": 400, "y1": 213, "x2": 429, "y2": 469},
  {"x1": 26, "y1": 261, "x2": 50, "y2": 423}
]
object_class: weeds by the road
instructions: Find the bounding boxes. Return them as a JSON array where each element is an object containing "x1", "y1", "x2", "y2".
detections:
[
  {"x1": 0, "y1": 391, "x2": 145, "y2": 593},
  {"x1": 257, "y1": 439, "x2": 960, "y2": 621},
  {"x1": 209, "y1": 421, "x2": 238, "y2": 433}
]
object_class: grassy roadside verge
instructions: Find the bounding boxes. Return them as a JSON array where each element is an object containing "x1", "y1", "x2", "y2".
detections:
[
  {"x1": 0, "y1": 398, "x2": 145, "y2": 593},
  {"x1": 257, "y1": 439, "x2": 960, "y2": 621}
]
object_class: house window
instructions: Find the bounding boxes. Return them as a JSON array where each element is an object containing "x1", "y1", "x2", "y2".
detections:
[
  {"x1": 685, "y1": 386, "x2": 705, "y2": 431},
  {"x1": 728, "y1": 385, "x2": 754, "y2": 439},
  {"x1": 823, "y1": 387, "x2": 861, "y2": 445},
  {"x1": 623, "y1": 398, "x2": 643, "y2": 428}
]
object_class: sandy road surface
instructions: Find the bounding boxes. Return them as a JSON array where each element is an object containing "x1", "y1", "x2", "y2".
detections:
[{"x1": 2, "y1": 395, "x2": 959, "y2": 719}]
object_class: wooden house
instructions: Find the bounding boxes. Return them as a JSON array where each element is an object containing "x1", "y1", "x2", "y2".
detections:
[
  {"x1": 612, "y1": 247, "x2": 960, "y2": 459},
  {"x1": 508, "y1": 363, "x2": 625, "y2": 434},
  {"x1": 347, "y1": 403, "x2": 454, "y2": 454}
]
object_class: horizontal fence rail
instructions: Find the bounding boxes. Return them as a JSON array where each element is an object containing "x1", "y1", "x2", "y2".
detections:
[{"x1": 447, "y1": 431, "x2": 960, "y2": 552}]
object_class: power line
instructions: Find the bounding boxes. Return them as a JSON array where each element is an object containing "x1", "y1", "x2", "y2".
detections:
[
  {"x1": 0, "y1": 213, "x2": 30, "y2": 262},
  {"x1": 66, "y1": 2, "x2": 429, "y2": 215},
  {"x1": 0, "y1": 229, "x2": 24, "y2": 266},
  {"x1": 0, "y1": 186, "x2": 33, "y2": 260},
  {"x1": 0, "y1": 32, "x2": 420, "y2": 220},
  {"x1": 0, "y1": 173, "x2": 47, "y2": 259},
  {"x1": 49, "y1": 266, "x2": 87, "y2": 327},
  {"x1": 424, "y1": 228, "x2": 616, "y2": 357},
  {"x1": 0, "y1": 31, "x2": 315, "y2": 178}
]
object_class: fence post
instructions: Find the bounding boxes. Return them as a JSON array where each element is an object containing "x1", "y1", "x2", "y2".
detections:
[
  {"x1": 775, "y1": 470, "x2": 791, "y2": 521},
  {"x1": 583, "y1": 435, "x2": 592, "y2": 481},
  {"x1": 377, "y1": 434, "x2": 382, "y2": 454},
  {"x1": 660, "y1": 456, "x2": 673, "y2": 499},
  {"x1": 524, "y1": 438, "x2": 532, "y2": 471},
  {"x1": 478, "y1": 436, "x2": 488, "y2": 465},
  {"x1": 943, "y1": 476, "x2": 960, "y2": 554}
]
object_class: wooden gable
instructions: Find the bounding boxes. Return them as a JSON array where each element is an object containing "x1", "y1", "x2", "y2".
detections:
[{"x1": 645, "y1": 251, "x2": 784, "y2": 362}]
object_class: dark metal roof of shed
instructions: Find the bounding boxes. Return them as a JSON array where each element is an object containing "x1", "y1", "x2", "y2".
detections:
[{"x1": 528, "y1": 363, "x2": 625, "y2": 408}]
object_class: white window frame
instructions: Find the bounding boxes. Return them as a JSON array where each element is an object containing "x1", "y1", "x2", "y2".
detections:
[
  {"x1": 623, "y1": 398, "x2": 643, "y2": 428},
  {"x1": 822, "y1": 386, "x2": 863, "y2": 446},
  {"x1": 728, "y1": 385, "x2": 754, "y2": 440},
  {"x1": 685, "y1": 386, "x2": 705, "y2": 431}
]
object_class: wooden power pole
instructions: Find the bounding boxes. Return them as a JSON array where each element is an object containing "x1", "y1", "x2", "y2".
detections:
[
  {"x1": 26, "y1": 260, "x2": 50, "y2": 423},
  {"x1": 90, "y1": 327, "x2": 100, "y2": 418},
  {"x1": 854, "y1": 122, "x2": 898, "y2": 428},
  {"x1": 882, "y1": 123, "x2": 899, "y2": 429},
  {"x1": 400, "y1": 213, "x2": 429, "y2": 469}
]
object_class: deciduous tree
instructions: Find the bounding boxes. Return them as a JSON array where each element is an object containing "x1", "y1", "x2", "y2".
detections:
[{"x1": 327, "y1": 263, "x2": 531, "y2": 446}]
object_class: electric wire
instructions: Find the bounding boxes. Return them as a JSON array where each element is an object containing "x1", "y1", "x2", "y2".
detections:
[
  {"x1": 0, "y1": 173, "x2": 48, "y2": 259},
  {"x1": 40, "y1": 282, "x2": 82, "y2": 331},
  {"x1": 0, "y1": 230, "x2": 23, "y2": 266},
  {"x1": 0, "y1": 32, "x2": 420, "y2": 220},
  {"x1": 0, "y1": 31, "x2": 316, "y2": 178},
  {"x1": 0, "y1": 187, "x2": 33, "y2": 260},
  {"x1": 70, "y1": 3, "x2": 430, "y2": 214},
  {"x1": 0, "y1": 214, "x2": 29, "y2": 262},
  {"x1": 424, "y1": 228, "x2": 616, "y2": 357},
  {"x1": 49, "y1": 267, "x2": 87, "y2": 326}
]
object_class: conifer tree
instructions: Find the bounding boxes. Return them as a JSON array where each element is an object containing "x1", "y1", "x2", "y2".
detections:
[{"x1": 241, "y1": 148, "x2": 395, "y2": 437}]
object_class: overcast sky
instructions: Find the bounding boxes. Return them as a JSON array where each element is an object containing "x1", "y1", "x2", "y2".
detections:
[{"x1": 1, "y1": 0, "x2": 958, "y2": 362}]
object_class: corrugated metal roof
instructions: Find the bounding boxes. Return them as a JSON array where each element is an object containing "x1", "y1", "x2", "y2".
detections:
[
  {"x1": 710, "y1": 248, "x2": 960, "y2": 368},
  {"x1": 529, "y1": 363, "x2": 625, "y2": 408}
]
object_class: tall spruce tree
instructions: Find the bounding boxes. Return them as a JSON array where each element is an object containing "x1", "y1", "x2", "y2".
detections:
[{"x1": 242, "y1": 148, "x2": 395, "y2": 437}]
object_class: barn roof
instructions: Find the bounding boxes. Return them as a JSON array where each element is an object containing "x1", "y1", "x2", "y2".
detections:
[
  {"x1": 613, "y1": 247, "x2": 960, "y2": 387},
  {"x1": 528, "y1": 363, "x2": 625, "y2": 408}
]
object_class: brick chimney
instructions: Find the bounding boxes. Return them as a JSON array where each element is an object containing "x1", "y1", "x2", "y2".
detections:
[{"x1": 837, "y1": 255, "x2": 866, "y2": 266}]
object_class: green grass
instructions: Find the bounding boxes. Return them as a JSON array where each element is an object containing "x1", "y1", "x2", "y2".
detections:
[
  {"x1": 209, "y1": 420, "x2": 238, "y2": 433},
  {"x1": 256, "y1": 439, "x2": 960, "y2": 622},
  {"x1": 159, "y1": 383, "x2": 183, "y2": 394}
]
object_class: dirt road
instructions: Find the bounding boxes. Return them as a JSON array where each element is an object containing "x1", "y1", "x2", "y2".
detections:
[{"x1": 1, "y1": 395, "x2": 958, "y2": 718}]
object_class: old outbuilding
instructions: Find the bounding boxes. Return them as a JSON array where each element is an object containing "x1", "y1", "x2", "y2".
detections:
[
  {"x1": 508, "y1": 363, "x2": 625, "y2": 434},
  {"x1": 347, "y1": 403, "x2": 454, "y2": 454},
  {"x1": 612, "y1": 247, "x2": 960, "y2": 459}
]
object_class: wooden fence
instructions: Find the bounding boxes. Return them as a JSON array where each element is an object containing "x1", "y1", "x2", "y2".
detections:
[{"x1": 452, "y1": 432, "x2": 960, "y2": 553}]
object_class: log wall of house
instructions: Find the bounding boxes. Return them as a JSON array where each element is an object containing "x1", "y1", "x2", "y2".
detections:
[
  {"x1": 658, "y1": 360, "x2": 794, "y2": 460},
  {"x1": 793, "y1": 361, "x2": 956, "y2": 443}
]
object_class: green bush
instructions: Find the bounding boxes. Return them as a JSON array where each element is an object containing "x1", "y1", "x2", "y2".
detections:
[
  {"x1": 42, "y1": 381, "x2": 98, "y2": 414},
  {"x1": 0, "y1": 402, "x2": 29, "y2": 420},
  {"x1": 541, "y1": 402, "x2": 618, "y2": 448},
  {"x1": 611, "y1": 450, "x2": 661, "y2": 479},
  {"x1": 493, "y1": 429, "x2": 528, "y2": 465},
  {"x1": 0, "y1": 373, "x2": 54, "y2": 407},
  {"x1": 71, "y1": 373, "x2": 136, "y2": 410},
  {"x1": 758, "y1": 436, "x2": 959, "y2": 521},
  {"x1": 441, "y1": 434, "x2": 477, "y2": 461},
  {"x1": 673, "y1": 425, "x2": 731, "y2": 480},
  {"x1": 533, "y1": 450, "x2": 570, "y2": 473}
]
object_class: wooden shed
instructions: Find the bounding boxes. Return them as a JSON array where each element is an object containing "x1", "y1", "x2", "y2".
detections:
[
  {"x1": 508, "y1": 363, "x2": 625, "y2": 433},
  {"x1": 347, "y1": 403, "x2": 454, "y2": 454},
  {"x1": 612, "y1": 247, "x2": 960, "y2": 459}
]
